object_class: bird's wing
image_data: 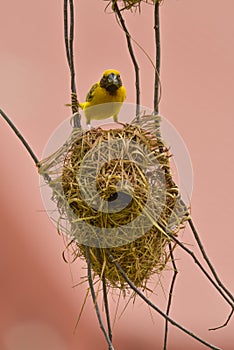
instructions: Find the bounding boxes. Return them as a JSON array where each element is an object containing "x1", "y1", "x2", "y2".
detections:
[{"x1": 85, "y1": 83, "x2": 99, "y2": 102}]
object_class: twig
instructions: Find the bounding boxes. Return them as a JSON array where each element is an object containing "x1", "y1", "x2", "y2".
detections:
[
  {"x1": 188, "y1": 218, "x2": 234, "y2": 330},
  {"x1": 64, "y1": 0, "x2": 71, "y2": 68},
  {"x1": 64, "y1": 0, "x2": 81, "y2": 128},
  {"x1": 0, "y1": 109, "x2": 39, "y2": 166},
  {"x1": 153, "y1": 0, "x2": 233, "y2": 336},
  {"x1": 167, "y1": 230, "x2": 234, "y2": 309},
  {"x1": 96, "y1": 249, "x2": 113, "y2": 342},
  {"x1": 102, "y1": 275, "x2": 113, "y2": 343},
  {"x1": 107, "y1": 250, "x2": 221, "y2": 350},
  {"x1": 68, "y1": 0, "x2": 76, "y2": 95},
  {"x1": 163, "y1": 243, "x2": 178, "y2": 350},
  {"x1": 0, "y1": 108, "x2": 52, "y2": 183},
  {"x1": 188, "y1": 218, "x2": 234, "y2": 303},
  {"x1": 154, "y1": 2, "x2": 160, "y2": 115},
  {"x1": 112, "y1": 1, "x2": 140, "y2": 118},
  {"x1": 86, "y1": 247, "x2": 114, "y2": 350},
  {"x1": 209, "y1": 308, "x2": 234, "y2": 331}
]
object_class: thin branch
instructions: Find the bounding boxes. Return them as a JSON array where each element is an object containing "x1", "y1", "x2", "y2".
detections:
[
  {"x1": 163, "y1": 243, "x2": 178, "y2": 350},
  {"x1": 64, "y1": 0, "x2": 81, "y2": 128},
  {"x1": 154, "y1": 3, "x2": 233, "y2": 324},
  {"x1": 188, "y1": 218, "x2": 234, "y2": 303},
  {"x1": 167, "y1": 231, "x2": 234, "y2": 310},
  {"x1": 106, "y1": 250, "x2": 221, "y2": 350},
  {"x1": 0, "y1": 109, "x2": 39, "y2": 166},
  {"x1": 0, "y1": 108, "x2": 52, "y2": 183},
  {"x1": 188, "y1": 218, "x2": 234, "y2": 330},
  {"x1": 154, "y1": 0, "x2": 233, "y2": 325},
  {"x1": 96, "y1": 249, "x2": 113, "y2": 342},
  {"x1": 86, "y1": 247, "x2": 114, "y2": 350},
  {"x1": 64, "y1": 0, "x2": 76, "y2": 94},
  {"x1": 64, "y1": 0, "x2": 71, "y2": 67},
  {"x1": 112, "y1": 1, "x2": 140, "y2": 118},
  {"x1": 69, "y1": 0, "x2": 76, "y2": 94},
  {"x1": 209, "y1": 308, "x2": 234, "y2": 331},
  {"x1": 154, "y1": 2, "x2": 160, "y2": 115},
  {"x1": 153, "y1": 0, "x2": 233, "y2": 331},
  {"x1": 102, "y1": 275, "x2": 113, "y2": 342},
  {"x1": 1, "y1": 4, "x2": 81, "y2": 167}
]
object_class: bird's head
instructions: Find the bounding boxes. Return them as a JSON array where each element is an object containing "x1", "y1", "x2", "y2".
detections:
[{"x1": 100, "y1": 69, "x2": 123, "y2": 95}]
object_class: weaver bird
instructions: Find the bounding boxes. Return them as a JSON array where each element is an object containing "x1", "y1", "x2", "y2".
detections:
[{"x1": 79, "y1": 69, "x2": 126, "y2": 128}]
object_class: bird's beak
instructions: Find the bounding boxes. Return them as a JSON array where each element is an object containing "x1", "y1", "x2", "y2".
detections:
[{"x1": 107, "y1": 73, "x2": 119, "y2": 85}]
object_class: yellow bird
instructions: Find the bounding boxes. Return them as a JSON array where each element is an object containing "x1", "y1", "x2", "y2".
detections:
[{"x1": 79, "y1": 69, "x2": 126, "y2": 127}]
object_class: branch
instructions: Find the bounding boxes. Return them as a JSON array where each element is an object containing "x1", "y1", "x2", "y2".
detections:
[
  {"x1": 154, "y1": 2, "x2": 160, "y2": 114},
  {"x1": 163, "y1": 243, "x2": 178, "y2": 350},
  {"x1": 107, "y1": 250, "x2": 221, "y2": 350},
  {"x1": 0, "y1": 109, "x2": 39, "y2": 166},
  {"x1": 86, "y1": 247, "x2": 114, "y2": 350},
  {"x1": 64, "y1": 0, "x2": 81, "y2": 128},
  {"x1": 188, "y1": 218, "x2": 234, "y2": 303},
  {"x1": 112, "y1": 1, "x2": 140, "y2": 118}
]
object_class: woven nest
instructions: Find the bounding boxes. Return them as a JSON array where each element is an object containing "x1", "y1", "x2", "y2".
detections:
[
  {"x1": 39, "y1": 115, "x2": 189, "y2": 290},
  {"x1": 106, "y1": 0, "x2": 162, "y2": 12}
]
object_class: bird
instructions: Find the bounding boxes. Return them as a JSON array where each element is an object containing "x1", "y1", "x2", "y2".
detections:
[{"x1": 79, "y1": 69, "x2": 126, "y2": 128}]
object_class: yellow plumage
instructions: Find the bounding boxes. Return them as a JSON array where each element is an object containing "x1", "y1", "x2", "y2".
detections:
[{"x1": 79, "y1": 69, "x2": 126, "y2": 127}]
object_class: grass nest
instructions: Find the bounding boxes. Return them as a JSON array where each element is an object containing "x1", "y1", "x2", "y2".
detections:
[
  {"x1": 105, "y1": 0, "x2": 162, "y2": 12},
  {"x1": 39, "y1": 115, "x2": 189, "y2": 291}
]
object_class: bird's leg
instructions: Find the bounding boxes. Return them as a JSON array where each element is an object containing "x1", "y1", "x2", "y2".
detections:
[
  {"x1": 113, "y1": 114, "x2": 118, "y2": 123},
  {"x1": 86, "y1": 115, "x2": 91, "y2": 130}
]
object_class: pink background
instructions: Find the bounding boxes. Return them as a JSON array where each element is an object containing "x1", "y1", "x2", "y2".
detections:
[{"x1": 0, "y1": 1, "x2": 234, "y2": 349}]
